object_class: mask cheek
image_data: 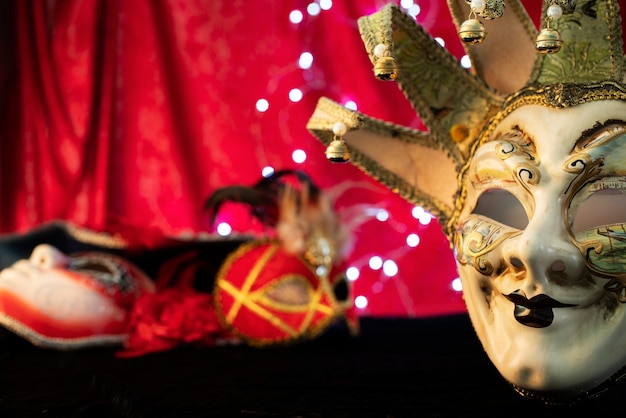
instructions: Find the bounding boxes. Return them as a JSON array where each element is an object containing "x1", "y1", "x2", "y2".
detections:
[
  {"x1": 454, "y1": 217, "x2": 528, "y2": 353},
  {"x1": 455, "y1": 215, "x2": 515, "y2": 279},
  {"x1": 576, "y1": 224, "x2": 626, "y2": 302}
]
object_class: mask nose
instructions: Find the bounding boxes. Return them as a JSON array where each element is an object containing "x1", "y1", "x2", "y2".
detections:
[
  {"x1": 501, "y1": 222, "x2": 587, "y2": 287},
  {"x1": 29, "y1": 244, "x2": 69, "y2": 270}
]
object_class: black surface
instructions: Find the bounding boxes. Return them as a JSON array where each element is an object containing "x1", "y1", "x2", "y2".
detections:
[
  {"x1": 0, "y1": 314, "x2": 623, "y2": 417},
  {"x1": 0, "y1": 223, "x2": 622, "y2": 416}
]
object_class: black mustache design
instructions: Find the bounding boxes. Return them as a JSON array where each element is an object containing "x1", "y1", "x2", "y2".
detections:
[{"x1": 504, "y1": 290, "x2": 576, "y2": 328}]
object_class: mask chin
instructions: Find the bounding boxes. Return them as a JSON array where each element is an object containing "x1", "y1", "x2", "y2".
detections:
[{"x1": 510, "y1": 364, "x2": 626, "y2": 405}]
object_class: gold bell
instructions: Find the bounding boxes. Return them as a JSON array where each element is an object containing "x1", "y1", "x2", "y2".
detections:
[
  {"x1": 325, "y1": 138, "x2": 350, "y2": 163},
  {"x1": 458, "y1": 18, "x2": 486, "y2": 45},
  {"x1": 373, "y1": 56, "x2": 399, "y2": 81},
  {"x1": 535, "y1": 27, "x2": 562, "y2": 54}
]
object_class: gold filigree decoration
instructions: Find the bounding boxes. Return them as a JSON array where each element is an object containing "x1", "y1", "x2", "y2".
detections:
[
  {"x1": 455, "y1": 217, "x2": 520, "y2": 275},
  {"x1": 574, "y1": 225, "x2": 626, "y2": 302}
]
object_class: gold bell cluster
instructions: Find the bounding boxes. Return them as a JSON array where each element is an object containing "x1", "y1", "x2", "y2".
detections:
[
  {"x1": 459, "y1": 0, "x2": 576, "y2": 54},
  {"x1": 458, "y1": 0, "x2": 504, "y2": 45},
  {"x1": 325, "y1": 121, "x2": 350, "y2": 163},
  {"x1": 535, "y1": 0, "x2": 576, "y2": 54},
  {"x1": 372, "y1": 43, "x2": 399, "y2": 81}
]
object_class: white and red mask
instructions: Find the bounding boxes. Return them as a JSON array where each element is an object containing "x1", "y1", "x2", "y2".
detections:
[{"x1": 0, "y1": 243, "x2": 154, "y2": 349}]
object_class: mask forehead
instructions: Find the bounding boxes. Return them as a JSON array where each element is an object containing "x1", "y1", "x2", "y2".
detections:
[
  {"x1": 464, "y1": 101, "x2": 626, "y2": 219},
  {"x1": 489, "y1": 101, "x2": 626, "y2": 158}
]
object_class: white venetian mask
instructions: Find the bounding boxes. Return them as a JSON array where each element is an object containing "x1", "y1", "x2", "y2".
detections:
[{"x1": 456, "y1": 101, "x2": 626, "y2": 397}]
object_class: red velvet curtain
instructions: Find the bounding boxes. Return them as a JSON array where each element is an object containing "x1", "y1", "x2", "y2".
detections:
[
  {"x1": 0, "y1": 0, "x2": 421, "y2": 234},
  {"x1": 0, "y1": 0, "x2": 556, "y2": 316}
]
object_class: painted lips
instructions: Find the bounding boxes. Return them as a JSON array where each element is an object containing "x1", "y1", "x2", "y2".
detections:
[{"x1": 504, "y1": 290, "x2": 576, "y2": 328}]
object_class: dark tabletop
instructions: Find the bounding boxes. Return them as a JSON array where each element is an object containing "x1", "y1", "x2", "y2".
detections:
[{"x1": 0, "y1": 314, "x2": 622, "y2": 418}]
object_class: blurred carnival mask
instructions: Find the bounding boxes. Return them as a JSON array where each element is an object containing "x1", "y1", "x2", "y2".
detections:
[
  {"x1": 307, "y1": 0, "x2": 626, "y2": 403},
  {"x1": 88, "y1": 170, "x2": 360, "y2": 357},
  {"x1": 205, "y1": 169, "x2": 359, "y2": 346},
  {"x1": 0, "y1": 243, "x2": 154, "y2": 349},
  {"x1": 213, "y1": 238, "x2": 354, "y2": 346}
]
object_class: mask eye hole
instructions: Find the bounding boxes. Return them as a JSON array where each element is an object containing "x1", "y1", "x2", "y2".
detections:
[
  {"x1": 572, "y1": 189, "x2": 626, "y2": 234},
  {"x1": 264, "y1": 277, "x2": 311, "y2": 307},
  {"x1": 333, "y1": 274, "x2": 349, "y2": 302},
  {"x1": 69, "y1": 257, "x2": 122, "y2": 287},
  {"x1": 472, "y1": 189, "x2": 529, "y2": 230}
]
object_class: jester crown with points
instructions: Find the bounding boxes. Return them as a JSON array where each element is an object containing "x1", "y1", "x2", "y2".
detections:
[{"x1": 307, "y1": 0, "x2": 626, "y2": 241}]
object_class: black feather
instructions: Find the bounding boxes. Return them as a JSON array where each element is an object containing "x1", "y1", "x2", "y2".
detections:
[{"x1": 204, "y1": 169, "x2": 321, "y2": 229}]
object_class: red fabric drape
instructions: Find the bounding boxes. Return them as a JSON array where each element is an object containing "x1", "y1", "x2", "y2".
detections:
[
  {"x1": 1, "y1": 0, "x2": 423, "y2": 235},
  {"x1": 0, "y1": 1, "x2": 574, "y2": 317}
]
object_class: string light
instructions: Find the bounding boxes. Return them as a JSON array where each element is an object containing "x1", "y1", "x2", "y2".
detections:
[
  {"x1": 289, "y1": 10, "x2": 304, "y2": 24},
  {"x1": 460, "y1": 55, "x2": 472, "y2": 69},
  {"x1": 368, "y1": 256, "x2": 383, "y2": 270},
  {"x1": 382, "y1": 260, "x2": 398, "y2": 277},
  {"x1": 354, "y1": 295, "x2": 369, "y2": 309},
  {"x1": 298, "y1": 52, "x2": 313, "y2": 69},
  {"x1": 406, "y1": 233, "x2": 420, "y2": 247},
  {"x1": 261, "y1": 166, "x2": 275, "y2": 177},
  {"x1": 291, "y1": 149, "x2": 307, "y2": 163},
  {"x1": 411, "y1": 206, "x2": 425, "y2": 218},
  {"x1": 346, "y1": 266, "x2": 360, "y2": 281},
  {"x1": 412, "y1": 206, "x2": 433, "y2": 225},
  {"x1": 288, "y1": 88, "x2": 303, "y2": 102},
  {"x1": 418, "y1": 213, "x2": 433, "y2": 225},
  {"x1": 307, "y1": 2, "x2": 321, "y2": 16},
  {"x1": 255, "y1": 98, "x2": 269, "y2": 112},
  {"x1": 375, "y1": 209, "x2": 389, "y2": 221},
  {"x1": 406, "y1": 3, "x2": 421, "y2": 18},
  {"x1": 344, "y1": 100, "x2": 357, "y2": 110},
  {"x1": 216, "y1": 222, "x2": 232, "y2": 236}
]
